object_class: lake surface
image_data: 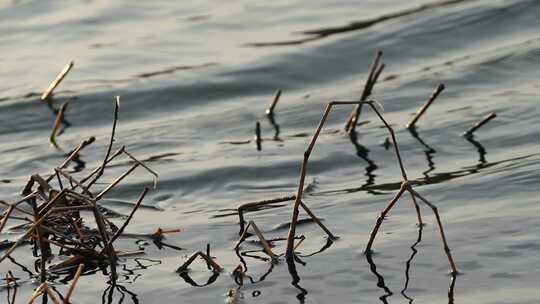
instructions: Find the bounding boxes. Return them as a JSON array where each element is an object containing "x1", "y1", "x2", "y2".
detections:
[{"x1": 1, "y1": 0, "x2": 540, "y2": 303}]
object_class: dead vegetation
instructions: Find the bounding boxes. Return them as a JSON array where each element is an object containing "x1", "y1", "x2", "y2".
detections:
[{"x1": 0, "y1": 51, "x2": 500, "y2": 302}]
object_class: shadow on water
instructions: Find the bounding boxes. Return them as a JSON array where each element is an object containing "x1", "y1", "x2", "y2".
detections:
[
  {"x1": 288, "y1": 260, "x2": 308, "y2": 304},
  {"x1": 465, "y1": 135, "x2": 487, "y2": 168},
  {"x1": 315, "y1": 152, "x2": 537, "y2": 197},
  {"x1": 349, "y1": 130, "x2": 380, "y2": 195},
  {"x1": 247, "y1": 0, "x2": 473, "y2": 47},
  {"x1": 365, "y1": 253, "x2": 393, "y2": 304},
  {"x1": 401, "y1": 224, "x2": 423, "y2": 303},
  {"x1": 178, "y1": 271, "x2": 220, "y2": 287},
  {"x1": 366, "y1": 224, "x2": 457, "y2": 303},
  {"x1": 408, "y1": 127, "x2": 436, "y2": 179},
  {"x1": 102, "y1": 283, "x2": 140, "y2": 304}
]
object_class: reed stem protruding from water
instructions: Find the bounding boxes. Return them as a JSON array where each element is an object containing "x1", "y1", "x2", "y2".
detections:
[
  {"x1": 345, "y1": 51, "x2": 384, "y2": 133},
  {"x1": 266, "y1": 90, "x2": 282, "y2": 116},
  {"x1": 41, "y1": 61, "x2": 74, "y2": 101},
  {"x1": 462, "y1": 112, "x2": 496, "y2": 137},
  {"x1": 406, "y1": 84, "x2": 445, "y2": 129}
]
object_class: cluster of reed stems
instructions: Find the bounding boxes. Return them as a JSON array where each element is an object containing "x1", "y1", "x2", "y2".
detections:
[{"x1": 0, "y1": 95, "x2": 162, "y2": 303}]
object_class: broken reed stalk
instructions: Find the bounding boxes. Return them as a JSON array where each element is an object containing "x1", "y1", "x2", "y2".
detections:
[
  {"x1": 41, "y1": 61, "x2": 74, "y2": 101},
  {"x1": 237, "y1": 195, "x2": 296, "y2": 235},
  {"x1": 255, "y1": 121, "x2": 262, "y2": 151},
  {"x1": 27, "y1": 283, "x2": 61, "y2": 304},
  {"x1": 285, "y1": 100, "x2": 456, "y2": 275},
  {"x1": 49, "y1": 101, "x2": 69, "y2": 148},
  {"x1": 344, "y1": 51, "x2": 384, "y2": 132},
  {"x1": 265, "y1": 90, "x2": 282, "y2": 116},
  {"x1": 176, "y1": 251, "x2": 222, "y2": 273},
  {"x1": 63, "y1": 263, "x2": 84, "y2": 304},
  {"x1": 406, "y1": 84, "x2": 445, "y2": 129},
  {"x1": 462, "y1": 112, "x2": 497, "y2": 137},
  {"x1": 235, "y1": 221, "x2": 277, "y2": 260},
  {"x1": 293, "y1": 235, "x2": 306, "y2": 251}
]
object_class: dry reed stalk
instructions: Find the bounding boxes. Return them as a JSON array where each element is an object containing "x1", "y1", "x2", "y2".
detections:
[
  {"x1": 54, "y1": 168, "x2": 92, "y2": 196},
  {"x1": 255, "y1": 121, "x2": 262, "y2": 151},
  {"x1": 265, "y1": 90, "x2": 282, "y2": 116},
  {"x1": 0, "y1": 205, "x2": 15, "y2": 233},
  {"x1": 406, "y1": 84, "x2": 445, "y2": 129},
  {"x1": 95, "y1": 163, "x2": 139, "y2": 200},
  {"x1": 462, "y1": 112, "x2": 497, "y2": 137},
  {"x1": 122, "y1": 149, "x2": 159, "y2": 188},
  {"x1": 407, "y1": 188, "x2": 457, "y2": 274},
  {"x1": 286, "y1": 101, "x2": 372, "y2": 267},
  {"x1": 77, "y1": 146, "x2": 125, "y2": 186},
  {"x1": 63, "y1": 263, "x2": 84, "y2": 304},
  {"x1": 236, "y1": 194, "x2": 332, "y2": 238},
  {"x1": 0, "y1": 196, "x2": 35, "y2": 216},
  {"x1": 86, "y1": 96, "x2": 121, "y2": 189},
  {"x1": 176, "y1": 251, "x2": 222, "y2": 273},
  {"x1": 26, "y1": 283, "x2": 45, "y2": 304},
  {"x1": 26, "y1": 282, "x2": 61, "y2": 304},
  {"x1": 234, "y1": 221, "x2": 277, "y2": 260},
  {"x1": 53, "y1": 137, "x2": 96, "y2": 173},
  {"x1": 91, "y1": 202, "x2": 118, "y2": 279},
  {"x1": 42, "y1": 283, "x2": 61, "y2": 304},
  {"x1": 0, "y1": 190, "x2": 69, "y2": 264},
  {"x1": 237, "y1": 195, "x2": 296, "y2": 235},
  {"x1": 293, "y1": 235, "x2": 306, "y2": 251},
  {"x1": 41, "y1": 61, "x2": 74, "y2": 101},
  {"x1": 344, "y1": 51, "x2": 383, "y2": 132},
  {"x1": 101, "y1": 187, "x2": 149, "y2": 254},
  {"x1": 49, "y1": 101, "x2": 69, "y2": 148},
  {"x1": 298, "y1": 200, "x2": 336, "y2": 239}
]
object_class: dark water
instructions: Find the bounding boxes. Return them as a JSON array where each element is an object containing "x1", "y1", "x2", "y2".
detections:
[{"x1": 1, "y1": 0, "x2": 540, "y2": 303}]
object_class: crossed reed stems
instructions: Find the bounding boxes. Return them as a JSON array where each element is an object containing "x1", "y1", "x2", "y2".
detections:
[{"x1": 284, "y1": 99, "x2": 458, "y2": 275}]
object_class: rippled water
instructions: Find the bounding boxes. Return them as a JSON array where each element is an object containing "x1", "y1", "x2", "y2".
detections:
[{"x1": 1, "y1": 0, "x2": 540, "y2": 303}]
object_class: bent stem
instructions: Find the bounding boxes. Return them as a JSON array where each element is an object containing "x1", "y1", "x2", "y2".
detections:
[{"x1": 285, "y1": 100, "x2": 374, "y2": 268}]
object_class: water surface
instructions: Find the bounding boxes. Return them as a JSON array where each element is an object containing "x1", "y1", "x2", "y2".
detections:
[{"x1": 1, "y1": 0, "x2": 540, "y2": 303}]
